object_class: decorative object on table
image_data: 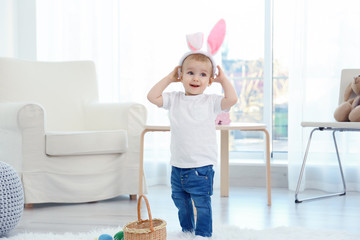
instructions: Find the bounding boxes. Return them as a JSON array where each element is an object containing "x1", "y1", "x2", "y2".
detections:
[
  {"x1": 334, "y1": 75, "x2": 360, "y2": 122},
  {"x1": 0, "y1": 161, "x2": 24, "y2": 236},
  {"x1": 215, "y1": 112, "x2": 231, "y2": 125},
  {"x1": 123, "y1": 194, "x2": 166, "y2": 240}
]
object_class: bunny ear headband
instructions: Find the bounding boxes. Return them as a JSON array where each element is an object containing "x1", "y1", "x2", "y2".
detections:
[{"x1": 179, "y1": 19, "x2": 226, "y2": 76}]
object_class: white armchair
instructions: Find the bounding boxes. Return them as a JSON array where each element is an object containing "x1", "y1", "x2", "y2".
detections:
[{"x1": 0, "y1": 57, "x2": 147, "y2": 205}]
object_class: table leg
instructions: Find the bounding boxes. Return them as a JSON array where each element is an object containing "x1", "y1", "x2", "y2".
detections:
[
  {"x1": 139, "y1": 130, "x2": 147, "y2": 196},
  {"x1": 138, "y1": 128, "x2": 170, "y2": 197},
  {"x1": 139, "y1": 126, "x2": 271, "y2": 206},
  {"x1": 220, "y1": 130, "x2": 229, "y2": 197},
  {"x1": 262, "y1": 129, "x2": 272, "y2": 206}
]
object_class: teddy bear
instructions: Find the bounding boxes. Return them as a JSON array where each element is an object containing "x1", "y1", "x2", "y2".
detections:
[{"x1": 334, "y1": 75, "x2": 360, "y2": 122}]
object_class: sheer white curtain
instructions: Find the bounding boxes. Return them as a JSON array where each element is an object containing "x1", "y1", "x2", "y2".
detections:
[
  {"x1": 35, "y1": 0, "x2": 230, "y2": 186},
  {"x1": 36, "y1": 0, "x2": 120, "y2": 102},
  {"x1": 117, "y1": 0, "x2": 229, "y2": 186},
  {"x1": 288, "y1": 0, "x2": 360, "y2": 192},
  {"x1": 0, "y1": 0, "x2": 36, "y2": 59},
  {"x1": 0, "y1": 1, "x2": 16, "y2": 57}
]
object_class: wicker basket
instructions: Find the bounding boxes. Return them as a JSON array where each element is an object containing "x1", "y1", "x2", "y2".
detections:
[{"x1": 123, "y1": 195, "x2": 167, "y2": 240}]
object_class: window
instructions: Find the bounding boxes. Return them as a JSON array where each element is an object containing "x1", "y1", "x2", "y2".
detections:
[
  {"x1": 35, "y1": 0, "x2": 290, "y2": 166},
  {"x1": 223, "y1": 0, "x2": 268, "y2": 163},
  {"x1": 132, "y1": 0, "x2": 291, "y2": 165},
  {"x1": 272, "y1": 0, "x2": 291, "y2": 161},
  {"x1": 228, "y1": 0, "x2": 290, "y2": 164}
]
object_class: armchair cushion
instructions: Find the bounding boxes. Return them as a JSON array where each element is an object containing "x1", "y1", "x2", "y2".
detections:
[{"x1": 46, "y1": 130, "x2": 128, "y2": 156}]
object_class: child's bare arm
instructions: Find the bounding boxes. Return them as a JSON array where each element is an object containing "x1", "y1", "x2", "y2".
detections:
[
  {"x1": 147, "y1": 66, "x2": 180, "y2": 107},
  {"x1": 213, "y1": 66, "x2": 238, "y2": 110}
]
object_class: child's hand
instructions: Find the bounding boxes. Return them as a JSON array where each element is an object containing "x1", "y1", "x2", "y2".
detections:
[
  {"x1": 167, "y1": 66, "x2": 182, "y2": 83},
  {"x1": 213, "y1": 65, "x2": 226, "y2": 83},
  {"x1": 147, "y1": 66, "x2": 183, "y2": 107}
]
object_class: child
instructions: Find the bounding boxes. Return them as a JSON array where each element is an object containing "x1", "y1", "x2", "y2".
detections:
[{"x1": 147, "y1": 51, "x2": 237, "y2": 239}]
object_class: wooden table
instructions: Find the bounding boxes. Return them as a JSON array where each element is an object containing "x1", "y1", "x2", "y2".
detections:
[{"x1": 138, "y1": 123, "x2": 271, "y2": 206}]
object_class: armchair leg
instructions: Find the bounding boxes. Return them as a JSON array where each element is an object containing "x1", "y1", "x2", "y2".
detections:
[
  {"x1": 24, "y1": 203, "x2": 33, "y2": 208},
  {"x1": 130, "y1": 194, "x2": 137, "y2": 200}
]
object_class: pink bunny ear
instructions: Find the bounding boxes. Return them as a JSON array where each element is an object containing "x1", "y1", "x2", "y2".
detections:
[
  {"x1": 207, "y1": 19, "x2": 226, "y2": 55},
  {"x1": 186, "y1": 32, "x2": 204, "y2": 51}
]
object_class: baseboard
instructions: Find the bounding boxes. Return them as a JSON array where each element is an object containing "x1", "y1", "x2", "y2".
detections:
[
  {"x1": 144, "y1": 162, "x2": 289, "y2": 188},
  {"x1": 229, "y1": 163, "x2": 288, "y2": 188}
]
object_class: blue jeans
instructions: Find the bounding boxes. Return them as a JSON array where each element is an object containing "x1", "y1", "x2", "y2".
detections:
[{"x1": 171, "y1": 165, "x2": 214, "y2": 237}]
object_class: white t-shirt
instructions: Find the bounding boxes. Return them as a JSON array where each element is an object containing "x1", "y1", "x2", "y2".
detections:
[{"x1": 162, "y1": 91, "x2": 224, "y2": 168}]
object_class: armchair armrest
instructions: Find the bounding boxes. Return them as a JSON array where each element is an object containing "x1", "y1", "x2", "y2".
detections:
[
  {"x1": 0, "y1": 103, "x2": 45, "y2": 171},
  {"x1": 84, "y1": 102, "x2": 147, "y2": 179},
  {"x1": 84, "y1": 101, "x2": 147, "y2": 194},
  {"x1": 84, "y1": 102, "x2": 147, "y2": 135},
  {"x1": 0, "y1": 102, "x2": 45, "y2": 131}
]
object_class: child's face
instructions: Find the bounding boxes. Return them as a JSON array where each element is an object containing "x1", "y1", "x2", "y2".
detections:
[{"x1": 180, "y1": 58, "x2": 213, "y2": 96}]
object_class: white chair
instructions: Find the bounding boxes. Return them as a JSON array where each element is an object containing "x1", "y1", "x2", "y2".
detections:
[
  {"x1": 295, "y1": 69, "x2": 360, "y2": 203},
  {"x1": 0, "y1": 57, "x2": 147, "y2": 205}
]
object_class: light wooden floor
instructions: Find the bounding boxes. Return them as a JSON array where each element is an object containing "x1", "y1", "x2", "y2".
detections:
[{"x1": 9, "y1": 185, "x2": 360, "y2": 237}]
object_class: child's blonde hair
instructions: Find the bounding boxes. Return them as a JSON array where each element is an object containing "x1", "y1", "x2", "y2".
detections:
[{"x1": 181, "y1": 53, "x2": 214, "y2": 85}]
